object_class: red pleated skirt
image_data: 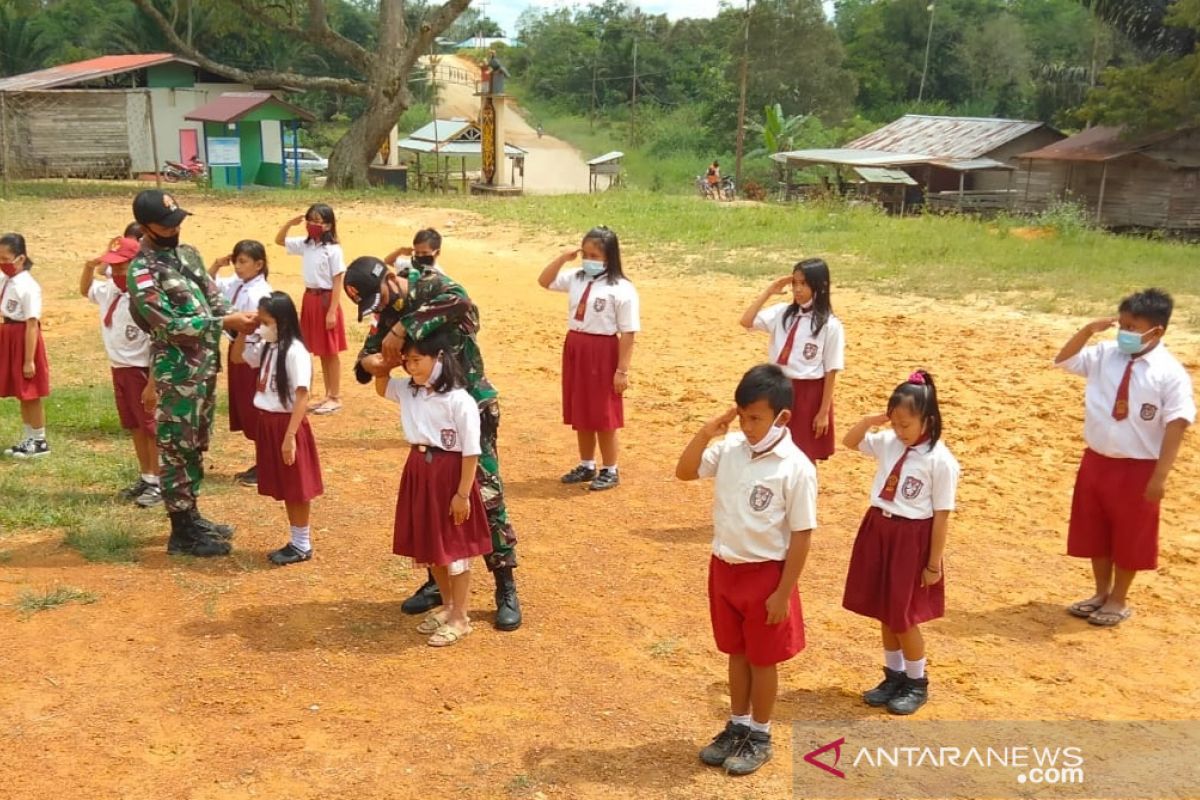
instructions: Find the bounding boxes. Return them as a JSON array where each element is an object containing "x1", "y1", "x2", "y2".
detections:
[
  {"x1": 226, "y1": 347, "x2": 259, "y2": 441},
  {"x1": 562, "y1": 330, "x2": 623, "y2": 431},
  {"x1": 786, "y1": 377, "x2": 834, "y2": 462},
  {"x1": 254, "y1": 412, "x2": 324, "y2": 503},
  {"x1": 393, "y1": 447, "x2": 492, "y2": 565},
  {"x1": 0, "y1": 320, "x2": 50, "y2": 400},
  {"x1": 842, "y1": 507, "x2": 944, "y2": 632},
  {"x1": 301, "y1": 288, "x2": 347, "y2": 357}
]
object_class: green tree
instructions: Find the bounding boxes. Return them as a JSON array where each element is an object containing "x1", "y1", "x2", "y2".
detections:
[{"x1": 0, "y1": 1, "x2": 52, "y2": 76}]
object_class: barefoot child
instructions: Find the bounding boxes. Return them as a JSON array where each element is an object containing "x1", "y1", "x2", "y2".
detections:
[
  {"x1": 80, "y1": 236, "x2": 159, "y2": 504},
  {"x1": 240, "y1": 292, "x2": 324, "y2": 565},
  {"x1": 371, "y1": 335, "x2": 492, "y2": 647},
  {"x1": 676, "y1": 364, "x2": 816, "y2": 776},
  {"x1": 210, "y1": 240, "x2": 273, "y2": 485},
  {"x1": 842, "y1": 370, "x2": 959, "y2": 716},
  {"x1": 1055, "y1": 289, "x2": 1194, "y2": 627},
  {"x1": 275, "y1": 204, "x2": 346, "y2": 414},
  {"x1": 538, "y1": 226, "x2": 639, "y2": 491},
  {"x1": 740, "y1": 258, "x2": 843, "y2": 463},
  {"x1": 0, "y1": 233, "x2": 50, "y2": 458}
]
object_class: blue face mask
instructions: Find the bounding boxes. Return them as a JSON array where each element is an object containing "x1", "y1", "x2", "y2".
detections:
[
  {"x1": 1117, "y1": 328, "x2": 1155, "y2": 355},
  {"x1": 581, "y1": 259, "x2": 606, "y2": 278}
]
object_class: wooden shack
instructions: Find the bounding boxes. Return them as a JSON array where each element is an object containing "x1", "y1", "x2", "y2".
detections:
[
  {"x1": 1019, "y1": 126, "x2": 1200, "y2": 233},
  {"x1": 588, "y1": 151, "x2": 624, "y2": 193}
]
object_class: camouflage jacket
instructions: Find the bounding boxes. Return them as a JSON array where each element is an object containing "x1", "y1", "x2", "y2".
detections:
[
  {"x1": 354, "y1": 265, "x2": 497, "y2": 404},
  {"x1": 127, "y1": 243, "x2": 231, "y2": 386}
]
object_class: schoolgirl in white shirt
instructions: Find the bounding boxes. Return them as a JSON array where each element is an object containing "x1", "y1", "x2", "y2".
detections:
[{"x1": 0, "y1": 233, "x2": 50, "y2": 458}]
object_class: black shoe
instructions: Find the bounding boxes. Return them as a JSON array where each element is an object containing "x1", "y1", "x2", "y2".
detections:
[
  {"x1": 887, "y1": 675, "x2": 929, "y2": 716},
  {"x1": 560, "y1": 464, "x2": 598, "y2": 484},
  {"x1": 118, "y1": 478, "x2": 149, "y2": 501},
  {"x1": 724, "y1": 730, "x2": 772, "y2": 776},
  {"x1": 268, "y1": 542, "x2": 312, "y2": 565},
  {"x1": 493, "y1": 566, "x2": 522, "y2": 631},
  {"x1": 400, "y1": 571, "x2": 443, "y2": 615},
  {"x1": 699, "y1": 722, "x2": 750, "y2": 767},
  {"x1": 190, "y1": 510, "x2": 234, "y2": 541},
  {"x1": 167, "y1": 511, "x2": 232, "y2": 557},
  {"x1": 234, "y1": 465, "x2": 258, "y2": 486},
  {"x1": 863, "y1": 667, "x2": 907, "y2": 707},
  {"x1": 588, "y1": 468, "x2": 620, "y2": 491}
]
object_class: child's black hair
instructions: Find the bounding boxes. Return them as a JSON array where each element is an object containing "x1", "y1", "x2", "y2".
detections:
[
  {"x1": 1118, "y1": 288, "x2": 1173, "y2": 329},
  {"x1": 232, "y1": 239, "x2": 270, "y2": 278},
  {"x1": 413, "y1": 228, "x2": 442, "y2": 250},
  {"x1": 403, "y1": 331, "x2": 466, "y2": 395},
  {"x1": 0, "y1": 233, "x2": 33, "y2": 270},
  {"x1": 579, "y1": 226, "x2": 628, "y2": 286},
  {"x1": 734, "y1": 364, "x2": 794, "y2": 415},
  {"x1": 782, "y1": 258, "x2": 833, "y2": 335},
  {"x1": 123, "y1": 222, "x2": 145, "y2": 240},
  {"x1": 304, "y1": 203, "x2": 338, "y2": 245},
  {"x1": 257, "y1": 291, "x2": 305, "y2": 409},
  {"x1": 887, "y1": 369, "x2": 942, "y2": 447}
]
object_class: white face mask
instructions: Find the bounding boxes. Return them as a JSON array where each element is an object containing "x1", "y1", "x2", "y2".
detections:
[
  {"x1": 748, "y1": 412, "x2": 789, "y2": 454},
  {"x1": 258, "y1": 325, "x2": 278, "y2": 343}
]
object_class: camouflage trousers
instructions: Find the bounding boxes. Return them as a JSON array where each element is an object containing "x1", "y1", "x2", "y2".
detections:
[
  {"x1": 478, "y1": 400, "x2": 517, "y2": 570},
  {"x1": 156, "y1": 375, "x2": 217, "y2": 513}
]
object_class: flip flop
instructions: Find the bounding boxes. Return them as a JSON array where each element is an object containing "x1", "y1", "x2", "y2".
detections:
[
  {"x1": 312, "y1": 400, "x2": 342, "y2": 416},
  {"x1": 428, "y1": 623, "x2": 472, "y2": 647},
  {"x1": 416, "y1": 610, "x2": 449, "y2": 634},
  {"x1": 1088, "y1": 608, "x2": 1133, "y2": 627},
  {"x1": 1068, "y1": 599, "x2": 1106, "y2": 618}
]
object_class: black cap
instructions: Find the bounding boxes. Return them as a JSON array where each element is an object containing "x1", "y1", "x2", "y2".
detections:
[
  {"x1": 132, "y1": 190, "x2": 191, "y2": 227},
  {"x1": 344, "y1": 256, "x2": 390, "y2": 321}
]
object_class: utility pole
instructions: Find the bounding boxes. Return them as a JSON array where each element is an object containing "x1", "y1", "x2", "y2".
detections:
[
  {"x1": 630, "y1": 38, "x2": 638, "y2": 147},
  {"x1": 590, "y1": 59, "x2": 598, "y2": 133},
  {"x1": 917, "y1": 1, "x2": 936, "y2": 104},
  {"x1": 734, "y1": 0, "x2": 751, "y2": 188}
]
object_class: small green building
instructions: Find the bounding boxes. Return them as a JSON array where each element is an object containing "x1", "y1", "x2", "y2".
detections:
[{"x1": 185, "y1": 92, "x2": 315, "y2": 189}]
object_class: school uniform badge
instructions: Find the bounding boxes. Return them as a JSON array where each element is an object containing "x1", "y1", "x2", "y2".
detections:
[
  {"x1": 592, "y1": 297, "x2": 607, "y2": 312},
  {"x1": 1140, "y1": 403, "x2": 1158, "y2": 421},
  {"x1": 4, "y1": 298, "x2": 16, "y2": 315},
  {"x1": 749, "y1": 484, "x2": 773, "y2": 512},
  {"x1": 440, "y1": 428, "x2": 457, "y2": 449},
  {"x1": 803, "y1": 343, "x2": 818, "y2": 360},
  {"x1": 124, "y1": 324, "x2": 140, "y2": 342},
  {"x1": 901, "y1": 476, "x2": 924, "y2": 500}
]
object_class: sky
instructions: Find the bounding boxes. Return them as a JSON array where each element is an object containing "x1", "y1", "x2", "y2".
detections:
[{"x1": 482, "y1": 0, "x2": 836, "y2": 38}]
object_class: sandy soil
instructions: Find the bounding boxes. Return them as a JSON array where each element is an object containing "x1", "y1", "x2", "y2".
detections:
[
  {"x1": 0, "y1": 196, "x2": 1198, "y2": 800},
  {"x1": 435, "y1": 56, "x2": 592, "y2": 195}
]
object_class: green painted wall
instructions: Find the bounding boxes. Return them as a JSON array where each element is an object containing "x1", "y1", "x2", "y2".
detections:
[{"x1": 147, "y1": 63, "x2": 194, "y2": 89}]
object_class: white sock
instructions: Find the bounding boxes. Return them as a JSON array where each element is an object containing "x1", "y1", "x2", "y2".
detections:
[
  {"x1": 885, "y1": 649, "x2": 904, "y2": 672},
  {"x1": 290, "y1": 525, "x2": 312, "y2": 552},
  {"x1": 730, "y1": 713, "x2": 752, "y2": 727},
  {"x1": 748, "y1": 719, "x2": 771, "y2": 734},
  {"x1": 905, "y1": 657, "x2": 927, "y2": 680},
  {"x1": 580, "y1": 460, "x2": 596, "y2": 469},
  {"x1": 141, "y1": 473, "x2": 159, "y2": 485},
  {"x1": 21, "y1": 423, "x2": 32, "y2": 440},
  {"x1": 31, "y1": 427, "x2": 45, "y2": 442},
  {"x1": 602, "y1": 464, "x2": 618, "y2": 473}
]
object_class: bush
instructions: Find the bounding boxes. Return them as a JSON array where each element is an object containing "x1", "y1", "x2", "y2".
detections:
[
  {"x1": 742, "y1": 180, "x2": 768, "y2": 201},
  {"x1": 1036, "y1": 195, "x2": 1095, "y2": 236}
]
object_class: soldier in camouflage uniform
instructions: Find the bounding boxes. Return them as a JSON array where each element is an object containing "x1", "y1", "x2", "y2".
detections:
[
  {"x1": 126, "y1": 191, "x2": 259, "y2": 557},
  {"x1": 344, "y1": 256, "x2": 522, "y2": 631}
]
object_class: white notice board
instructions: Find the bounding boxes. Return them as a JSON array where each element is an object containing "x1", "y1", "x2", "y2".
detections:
[{"x1": 207, "y1": 137, "x2": 241, "y2": 167}]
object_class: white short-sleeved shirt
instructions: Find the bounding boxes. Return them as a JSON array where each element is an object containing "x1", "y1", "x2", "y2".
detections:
[
  {"x1": 0, "y1": 271, "x2": 42, "y2": 321},
  {"x1": 285, "y1": 237, "x2": 346, "y2": 290},
  {"x1": 244, "y1": 340, "x2": 313, "y2": 414},
  {"x1": 1057, "y1": 341, "x2": 1196, "y2": 460},
  {"x1": 859, "y1": 431, "x2": 959, "y2": 520},
  {"x1": 385, "y1": 377, "x2": 481, "y2": 457},
  {"x1": 218, "y1": 273, "x2": 272, "y2": 313},
  {"x1": 698, "y1": 432, "x2": 817, "y2": 564},
  {"x1": 752, "y1": 304, "x2": 845, "y2": 380},
  {"x1": 548, "y1": 271, "x2": 640, "y2": 336},
  {"x1": 87, "y1": 279, "x2": 151, "y2": 368}
]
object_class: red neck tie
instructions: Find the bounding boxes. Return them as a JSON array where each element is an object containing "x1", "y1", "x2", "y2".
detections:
[
  {"x1": 776, "y1": 317, "x2": 800, "y2": 365},
  {"x1": 231, "y1": 284, "x2": 245, "y2": 307},
  {"x1": 1112, "y1": 358, "x2": 1135, "y2": 420},
  {"x1": 574, "y1": 281, "x2": 593, "y2": 322},
  {"x1": 0, "y1": 278, "x2": 10, "y2": 308},
  {"x1": 103, "y1": 294, "x2": 121, "y2": 328},
  {"x1": 257, "y1": 345, "x2": 273, "y2": 392},
  {"x1": 878, "y1": 447, "x2": 911, "y2": 501}
]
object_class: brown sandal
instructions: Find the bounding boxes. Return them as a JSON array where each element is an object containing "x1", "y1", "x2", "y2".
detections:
[{"x1": 428, "y1": 623, "x2": 472, "y2": 647}]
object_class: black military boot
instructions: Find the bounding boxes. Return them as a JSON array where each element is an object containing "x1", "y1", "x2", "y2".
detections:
[
  {"x1": 887, "y1": 675, "x2": 929, "y2": 716},
  {"x1": 166, "y1": 510, "x2": 195, "y2": 555},
  {"x1": 493, "y1": 566, "x2": 522, "y2": 631},
  {"x1": 167, "y1": 511, "x2": 231, "y2": 557},
  {"x1": 863, "y1": 667, "x2": 907, "y2": 707},
  {"x1": 400, "y1": 570, "x2": 442, "y2": 615},
  {"x1": 190, "y1": 509, "x2": 234, "y2": 541}
]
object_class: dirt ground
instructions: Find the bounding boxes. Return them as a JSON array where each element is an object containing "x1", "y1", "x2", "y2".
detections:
[{"x1": 0, "y1": 197, "x2": 1198, "y2": 800}]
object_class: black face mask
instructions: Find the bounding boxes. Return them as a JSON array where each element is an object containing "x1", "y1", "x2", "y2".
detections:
[
  {"x1": 148, "y1": 229, "x2": 179, "y2": 249},
  {"x1": 412, "y1": 253, "x2": 436, "y2": 268}
]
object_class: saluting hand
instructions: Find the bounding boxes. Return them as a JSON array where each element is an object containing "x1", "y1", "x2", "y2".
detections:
[
  {"x1": 287, "y1": 214, "x2": 305, "y2": 227},
  {"x1": 702, "y1": 406, "x2": 738, "y2": 439},
  {"x1": 1088, "y1": 317, "x2": 1118, "y2": 335},
  {"x1": 560, "y1": 247, "x2": 581, "y2": 262},
  {"x1": 212, "y1": 255, "x2": 232, "y2": 269},
  {"x1": 769, "y1": 275, "x2": 792, "y2": 295}
]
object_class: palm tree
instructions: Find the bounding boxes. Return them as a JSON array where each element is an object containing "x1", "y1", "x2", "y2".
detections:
[
  {"x1": 1076, "y1": 0, "x2": 1195, "y2": 56},
  {"x1": 0, "y1": 4, "x2": 52, "y2": 77}
]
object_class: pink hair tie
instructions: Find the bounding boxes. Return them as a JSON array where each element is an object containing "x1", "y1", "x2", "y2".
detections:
[{"x1": 908, "y1": 371, "x2": 926, "y2": 385}]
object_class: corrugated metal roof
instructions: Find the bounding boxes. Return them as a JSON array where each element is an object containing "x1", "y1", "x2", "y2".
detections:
[
  {"x1": 772, "y1": 149, "x2": 931, "y2": 168},
  {"x1": 846, "y1": 115, "x2": 1049, "y2": 160},
  {"x1": 930, "y1": 157, "x2": 1015, "y2": 172},
  {"x1": 0, "y1": 53, "x2": 194, "y2": 92},
  {"x1": 184, "y1": 91, "x2": 314, "y2": 123},
  {"x1": 407, "y1": 119, "x2": 474, "y2": 143},
  {"x1": 587, "y1": 151, "x2": 624, "y2": 165},
  {"x1": 398, "y1": 137, "x2": 526, "y2": 157},
  {"x1": 853, "y1": 167, "x2": 917, "y2": 185},
  {"x1": 1018, "y1": 125, "x2": 1200, "y2": 164}
]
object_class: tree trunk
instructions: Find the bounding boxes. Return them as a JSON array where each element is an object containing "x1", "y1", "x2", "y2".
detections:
[{"x1": 326, "y1": 92, "x2": 410, "y2": 188}]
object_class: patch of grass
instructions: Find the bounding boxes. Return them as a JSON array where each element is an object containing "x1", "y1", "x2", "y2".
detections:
[
  {"x1": 15, "y1": 586, "x2": 98, "y2": 617},
  {"x1": 64, "y1": 514, "x2": 152, "y2": 563},
  {"x1": 0, "y1": 550, "x2": 11, "y2": 563},
  {"x1": 649, "y1": 637, "x2": 680, "y2": 658},
  {"x1": 505, "y1": 774, "x2": 534, "y2": 794}
]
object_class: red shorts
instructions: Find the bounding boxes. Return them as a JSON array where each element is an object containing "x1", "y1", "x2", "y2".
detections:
[
  {"x1": 111, "y1": 366, "x2": 155, "y2": 437},
  {"x1": 1068, "y1": 449, "x2": 1160, "y2": 571},
  {"x1": 708, "y1": 555, "x2": 805, "y2": 666},
  {"x1": 301, "y1": 288, "x2": 347, "y2": 357},
  {"x1": 787, "y1": 377, "x2": 835, "y2": 462}
]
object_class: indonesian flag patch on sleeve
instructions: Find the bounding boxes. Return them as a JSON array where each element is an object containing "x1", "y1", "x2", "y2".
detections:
[{"x1": 134, "y1": 271, "x2": 154, "y2": 291}]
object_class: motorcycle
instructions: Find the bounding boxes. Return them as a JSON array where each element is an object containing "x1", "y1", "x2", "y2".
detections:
[{"x1": 162, "y1": 157, "x2": 207, "y2": 183}]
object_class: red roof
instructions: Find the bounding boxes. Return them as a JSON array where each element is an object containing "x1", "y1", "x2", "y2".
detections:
[
  {"x1": 1020, "y1": 125, "x2": 1199, "y2": 163},
  {"x1": 0, "y1": 53, "x2": 195, "y2": 92},
  {"x1": 184, "y1": 92, "x2": 315, "y2": 123}
]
